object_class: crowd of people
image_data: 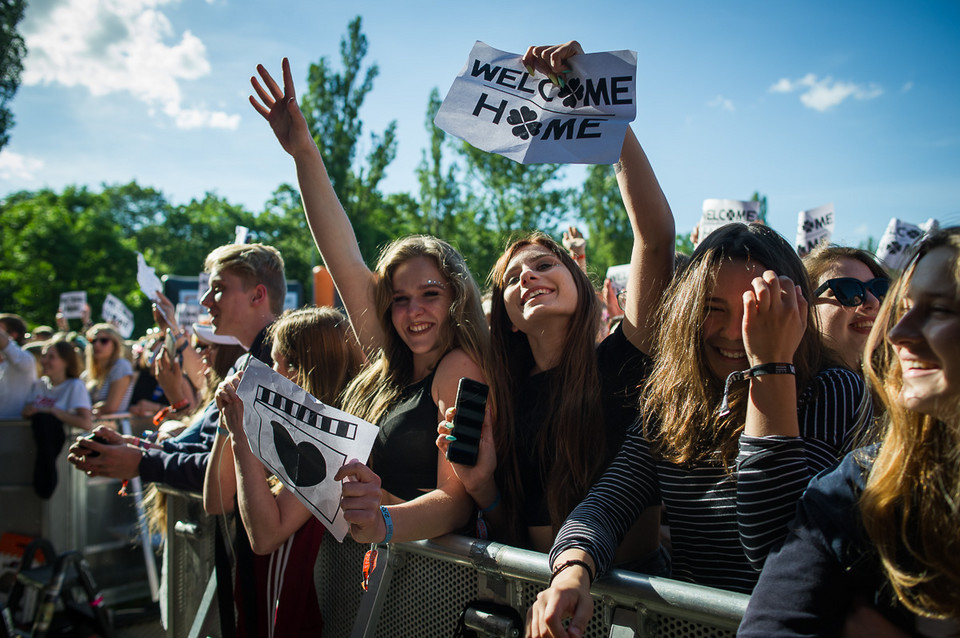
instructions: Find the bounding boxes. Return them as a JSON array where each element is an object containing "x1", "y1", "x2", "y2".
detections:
[{"x1": 2, "y1": 40, "x2": 957, "y2": 637}]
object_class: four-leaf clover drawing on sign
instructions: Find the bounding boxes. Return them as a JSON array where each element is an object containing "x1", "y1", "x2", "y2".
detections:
[
  {"x1": 558, "y1": 78, "x2": 585, "y2": 108},
  {"x1": 507, "y1": 106, "x2": 541, "y2": 140}
]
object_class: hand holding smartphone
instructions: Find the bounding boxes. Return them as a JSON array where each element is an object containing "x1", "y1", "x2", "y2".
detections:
[{"x1": 445, "y1": 377, "x2": 488, "y2": 467}]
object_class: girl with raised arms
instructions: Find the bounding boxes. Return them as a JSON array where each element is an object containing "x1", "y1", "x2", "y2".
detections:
[{"x1": 250, "y1": 59, "x2": 489, "y2": 543}]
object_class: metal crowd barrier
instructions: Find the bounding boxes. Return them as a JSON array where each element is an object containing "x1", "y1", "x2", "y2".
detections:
[{"x1": 162, "y1": 489, "x2": 748, "y2": 638}]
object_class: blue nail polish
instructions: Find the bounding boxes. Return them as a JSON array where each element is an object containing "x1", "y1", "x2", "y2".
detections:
[{"x1": 445, "y1": 435, "x2": 457, "y2": 442}]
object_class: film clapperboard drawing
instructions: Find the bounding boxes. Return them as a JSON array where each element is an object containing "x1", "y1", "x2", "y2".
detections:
[
  {"x1": 236, "y1": 358, "x2": 378, "y2": 542},
  {"x1": 435, "y1": 41, "x2": 637, "y2": 164}
]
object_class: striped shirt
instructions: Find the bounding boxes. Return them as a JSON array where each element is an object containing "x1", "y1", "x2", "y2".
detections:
[{"x1": 550, "y1": 367, "x2": 867, "y2": 594}]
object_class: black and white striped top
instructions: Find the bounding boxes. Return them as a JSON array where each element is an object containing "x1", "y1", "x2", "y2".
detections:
[{"x1": 549, "y1": 367, "x2": 867, "y2": 594}]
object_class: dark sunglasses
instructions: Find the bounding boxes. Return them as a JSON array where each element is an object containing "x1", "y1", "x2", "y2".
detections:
[
  {"x1": 814, "y1": 277, "x2": 890, "y2": 307},
  {"x1": 94, "y1": 336, "x2": 113, "y2": 345}
]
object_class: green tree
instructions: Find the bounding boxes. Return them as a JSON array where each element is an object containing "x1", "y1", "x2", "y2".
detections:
[
  {"x1": 576, "y1": 164, "x2": 632, "y2": 277},
  {"x1": 750, "y1": 191, "x2": 768, "y2": 224},
  {"x1": 0, "y1": 0, "x2": 25, "y2": 151},
  {"x1": 299, "y1": 16, "x2": 400, "y2": 262}
]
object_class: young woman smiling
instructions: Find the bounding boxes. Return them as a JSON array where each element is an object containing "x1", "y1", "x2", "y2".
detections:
[
  {"x1": 251, "y1": 59, "x2": 489, "y2": 543},
  {"x1": 740, "y1": 227, "x2": 960, "y2": 636}
]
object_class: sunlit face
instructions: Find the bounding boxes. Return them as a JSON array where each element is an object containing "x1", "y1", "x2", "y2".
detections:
[
  {"x1": 270, "y1": 343, "x2": 298, "y2": 382},
  {"x1": 887, "y1": 247, "x2": 960, "y2": 420},
  {"x1": 813, "y1": 258, "x2": 882, "y2": 369},
  {"x1": 91, "y1": 332, "x2": 116, "y2": 361},
  {"x1": 40, "y1": 347, "x2": 66, "y2": 380},
  {"x1": 701, "y1": 259, "x2": 766, "y2": 380},
  {"x1": 200, "y1": 268, "x2": 253, "y2": 339},
  {"x1": 389, "y1": 256, "x2": 454, "y2": 367},
  {"x1": 501, "y1": 244, "x2": 578, "y2": 334}
]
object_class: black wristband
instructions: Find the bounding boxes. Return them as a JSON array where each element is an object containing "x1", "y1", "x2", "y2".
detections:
[
  {"x1": 550, "y1": 559, "x2": 595, "y2": 587},
  {"x1": 718, "y1": 362, "x2": 796, "y2": 417}
]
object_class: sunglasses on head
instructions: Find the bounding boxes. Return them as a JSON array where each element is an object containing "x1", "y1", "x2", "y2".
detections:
[{"x1": 814, "y1": 277, "x2": 890, "y2": 307}]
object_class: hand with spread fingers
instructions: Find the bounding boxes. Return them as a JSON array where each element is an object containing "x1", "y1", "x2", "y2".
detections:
[
  {"x1": 521, "y1": 40, "x2": 585, "y2": 86},
  {"x1": 249, "y1": 58, "x2": 316, "y2": 159}
]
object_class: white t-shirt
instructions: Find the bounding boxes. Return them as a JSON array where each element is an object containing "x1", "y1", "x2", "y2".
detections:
[
  {"x1": 28, "y1": 377, "x2": 92, "y2": 414},
  {"x1": 0, "y1": 340, "x2": 38, "y2": 418}
]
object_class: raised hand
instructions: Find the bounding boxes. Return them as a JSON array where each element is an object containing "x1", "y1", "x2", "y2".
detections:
[
  {"x1": 215, "y1": 371, "x2": 245, "y2": 437},
  {"x1": 521, "y1": 40, "x2": 585, "y2": 84},
  {"x1": 249, "y1": 58, "x2": 314, "y2": 157},
  {"x1": 742, "y1": 271, "x2": 807, "y2": 367},
  {"x1": 334, "y1": 460, "x2": 385, "y2": 543}
]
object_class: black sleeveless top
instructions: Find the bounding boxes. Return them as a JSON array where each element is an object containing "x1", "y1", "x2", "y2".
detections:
[{"x1": 369, "y1": 370, "x2": 440, "y2": 501}]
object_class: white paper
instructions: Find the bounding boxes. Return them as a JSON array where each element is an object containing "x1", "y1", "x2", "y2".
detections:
[
  {"x1": 605, "y1": 264, "x2": 630, "y2": 293},
  {"x1": 59, "y1": 291, "x2": 87, "y2": 319},
  {"x1": 235, "y1": 358, "x2": 379, "y2": 542},
  {"x1": 102, "y1": 293, "x2": 135, "y2": 339},
  {"x1": 698, "y1": 199, "x2": 761, "y2": 242},
  {"x1": 435, "y1": 41, "x2": 637, "y2": 165},
  {"x1": 136, "y1": 253, "x2": 164, "y2": 302},
  {"x1": 175, "y1": 303, "x2": 202, "y2": 330},
  {"x1": 197, "y1": 272, "x2": 210, "y2": 304},
  {"x1": 876, "y1": 217, "x2": 936, "y2": 272},
  {"x1": 795, "y1": 203, "x2": 835, "y2": 257},
  {"x1": 234, "y1": 225, "x2": 250, "y2": 245}
]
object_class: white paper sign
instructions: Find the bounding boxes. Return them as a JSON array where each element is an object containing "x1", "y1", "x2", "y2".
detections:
[
  {"x1": 876, "y1": 218, "x2": 939, "y2": 272},
  {"x1": 234, "y1": 225, "x2": 250, "y2": 245},
  {"x1": 236, "y1": 358, "x2": 379, "y2": 542},
  {"x1": 59, "y1": 291, "x2": 87, "y2": 319},
  {"x1": 698, "y1": 199, "x2": 761, "y2": 242},
  {"x1": 136, "y1": 253, "x2": 163, "y2": 302},
  {"x1": 175, "y1": 303, "x2": 202, "y2": 329},
  {"x1": 605, "y1": 264, "x2": 630, "y2": 293},
  {"x1": 795, "y1": 203, "x2": 835, "y2": 257},
  {"x1": 197, "y1": 272, "x2": 210, "y2": 305},
  {"x1": 102, "y1": 293, "x2": 134, "y2": 338},
  {"x1": 435, "y1": 41, "x2": 637, "y2": 164}
]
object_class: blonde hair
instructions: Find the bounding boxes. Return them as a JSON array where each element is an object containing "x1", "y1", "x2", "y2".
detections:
[
  {"x1": 204, "y1": 243, "x2": 286, "y2": 316},
  {"x1": 642, "y1": 223, "x2": 825, "y2": 468},
  {"x1": 341, "y1": 236, "x2": 489, "y2": 424},
  {"x1": 860, "y1": 227, "x2": 960, "y2": 618},
  {"x1": 84, "y1": 323, "x2": 125, "y2": 395}
]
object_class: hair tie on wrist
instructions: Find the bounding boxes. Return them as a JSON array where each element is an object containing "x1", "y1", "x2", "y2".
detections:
[
  {"x1": 718, "y1": 362, "x2": 796, "y2": 416},
  {"x1": 550, "y1": 559, "x2": 595, "y2": 586},
  {"x1": 380, "y1": 505, "x2": 393, "y2": 543},
  {"x1": 479, "y1": 491, "x2": 501, "y2": 514}
]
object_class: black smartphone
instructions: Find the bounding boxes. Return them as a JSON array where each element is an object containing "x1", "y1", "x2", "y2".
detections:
[
  {"x1": 445, "y1": 377, "x2": 488, "y2": 467},
  {"x1": 77, "y1": 431, "x2": 109, "y2": 458}
]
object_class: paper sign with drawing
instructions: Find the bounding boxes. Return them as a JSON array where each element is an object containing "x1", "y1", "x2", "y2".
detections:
[
  {"x1": 435, "y1": 41, "x2": 637, "y2": 164},
  {"x1": 795, "y1": 203, "x2": 835, "y2": 257},
  {"x1": 235, "y1": 358, "x2": 379, "y2": 542}
]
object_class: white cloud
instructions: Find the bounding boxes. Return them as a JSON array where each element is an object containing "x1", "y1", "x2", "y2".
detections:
[
  {"x1": 768, "y1": 73, "x2": 883, "y2": 111},
  {"x1": 21, "y1": 0, "x2": 240, "y2": 130},
  {"x1": 902, "y1": 81, "x2": 913, "y2": 93},
  {"x1": 0, "y1": 150, "x2": 45, "y2": 180},
  {"x1": 707, "y1": 95, "x2": 734, "y2": 112}
]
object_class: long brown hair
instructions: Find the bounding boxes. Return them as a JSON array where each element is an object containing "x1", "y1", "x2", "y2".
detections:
[
  {"x1": 268, "y1": 306, "x2": 362, "y2": 408},
  {"x1": 489, "y1": 232, "x2": 604, "y2": 542},
  {"x1": 860, "y1": 227, "x2": 960, "y2": 618},
  {"x1": 342, "y1": 235, "x2": 489, "y2": 424},
  {"x1": 642, "y1": 223, "x2": 824, "y2": 468}
]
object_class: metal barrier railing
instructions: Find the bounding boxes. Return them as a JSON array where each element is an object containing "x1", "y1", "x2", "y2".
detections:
[{"x1": 161, "y1": 489, "x2": 748, "y2": 638}]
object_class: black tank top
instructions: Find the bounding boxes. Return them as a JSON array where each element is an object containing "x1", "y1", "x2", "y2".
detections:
[{"x1": 369, "y1": 370, "x2": 439, "y2": 501}]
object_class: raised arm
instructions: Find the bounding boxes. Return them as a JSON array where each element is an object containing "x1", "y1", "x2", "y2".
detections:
[
  {"x1": 250, "y1": 58, "x2": 383, "y2": 355},
  {"x1": 522, "y1": 41, "x2": 674, "y2": 355}
]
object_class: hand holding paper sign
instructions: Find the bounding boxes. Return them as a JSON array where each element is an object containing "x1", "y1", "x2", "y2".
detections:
[{"x1": 333, "y1": 460, "x2": 387, "y2": 543}]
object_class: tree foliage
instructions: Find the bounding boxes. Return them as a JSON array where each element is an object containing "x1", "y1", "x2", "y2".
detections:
[{"x1": 0, "y1": 0, "x2": 25, "y2": 151}]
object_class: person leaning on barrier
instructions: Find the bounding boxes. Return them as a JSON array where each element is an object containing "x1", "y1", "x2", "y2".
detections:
[
  {"x1": 250, "y1": 58, "x2": 489, "y2": 545},
  {"x1": 66, "y1": 243, "x2": 284, "y2": 491}
]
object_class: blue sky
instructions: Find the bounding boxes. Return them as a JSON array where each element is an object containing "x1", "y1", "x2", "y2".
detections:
[{"x1": 2, "y1": 0, "x2": 958, "y2": 247}]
